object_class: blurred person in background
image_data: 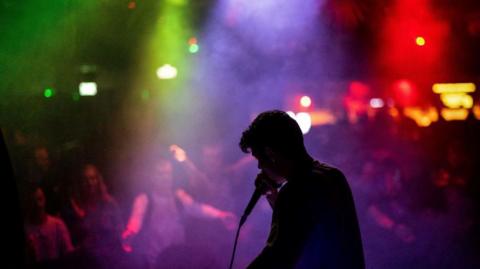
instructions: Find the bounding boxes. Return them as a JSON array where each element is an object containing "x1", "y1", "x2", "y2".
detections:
[
  {"x1": 168, "y1": 143, "x2": 235, "y2": 205},
  {"x1": 24, "y1": 146, "x2": 61, "y2": 215},
  {"x1": 24, "y1": 186, "x2": 74, "y2": 265},
  {"x1": 123, "y1": 153, "x2": 236, "y2": 269},
  {"x1": 66, "y1": 164, "x2": 124, "y2": 267},
  {"x1": 363, "y1": 157, "x2": 418, "y2": 269},
  {"x1": 168, "y1": 144, "x2": 238, "y2": 267},
  {"x1": 122, "y1": 157, "x2": 185, "y2": 269}
]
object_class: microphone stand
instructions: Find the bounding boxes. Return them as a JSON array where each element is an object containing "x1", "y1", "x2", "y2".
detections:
[
  {"x1": 228, "y1": 216, "x2": 245, "y2": 269},
  {"x1": 228, "y1": 194, "x2": 258, "y2": 269}
]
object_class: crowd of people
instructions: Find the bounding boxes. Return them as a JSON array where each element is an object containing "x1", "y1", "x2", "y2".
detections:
[
  {"x1": 5, "y1": 107, "x2": 480, "y2": 269},
  {"x1": 10, "y1": 140, "x2": 246, "y2": 269},
  {"x1": 306, "y1": 110, "x2": 480, "y2": 268}
]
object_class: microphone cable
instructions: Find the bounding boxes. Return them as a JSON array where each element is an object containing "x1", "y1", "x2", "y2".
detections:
[{"x1": 228, "y1": 216, "x2": 245, "y2": 269}]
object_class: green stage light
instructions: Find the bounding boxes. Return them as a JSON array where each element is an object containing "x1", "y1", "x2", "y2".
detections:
[
  {"x1": 44, "y1": 88, "x2": 54, "y2": 98},
  {"x1": 189, "y1": 44, "x2": 199, "y2": 53}
]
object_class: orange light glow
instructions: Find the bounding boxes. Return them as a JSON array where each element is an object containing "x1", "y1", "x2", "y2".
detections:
[
  {"x1": 388, "y1": 107, "x2": 400, "y2": 118},
  {"x1": 440, "y1": 93, "x2": 474, "y2": 109},
  {"x1": 416, "y1": 36, "x2": 426, "y2": 46},
  {"x1": 310, "y1": 110, "x2": 337, "y2": 126},
  {"x1": 441, "y1": 108, "x2": 469, "y2": 121},
  {"x1": 404, "y1": 107, "x2": 438, "y2": 127},
  {"x1": 188, "y1": 37, "x2": 198, "y2": 45},
  {"x1": 473, "y1": 105, "x2": 480, "y2": 120},
  {"x1": 300, "y1": 96, "x2": 312, "y2": 108}
]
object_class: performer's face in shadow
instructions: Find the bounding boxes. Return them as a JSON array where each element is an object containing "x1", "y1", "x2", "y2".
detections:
[{"x1": 252, "y1": 148, "x2": 285, "y2": 184}]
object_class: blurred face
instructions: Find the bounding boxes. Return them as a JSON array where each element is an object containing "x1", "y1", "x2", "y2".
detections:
[
  {"x1": 153, "y1": 160, "x2": 174, "y2": 191},
  {"x1": 33, "y1": 188, "x2": 46, "y2": 210},
  {"x1": 83, "y1": 165, "x2": 100, "y2": 194},
  {"x1": 34, "y1": 147, "x2": 50, "y2": 171}
]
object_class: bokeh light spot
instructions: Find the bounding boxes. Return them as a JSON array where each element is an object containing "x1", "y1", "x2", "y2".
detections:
[
  {"x1": 189, "y1": 44, "x2": 199, "y2": 53},
  {"x1": 300, "y1": 95, "x2": 312, "y2": 108},
  {"x1": 43, "y1": 88, "x2": 54, "y2": 98},
  {"x1": 416, "y1": 36, "x2": 426, "y2": 46},
  {"x1": 156, "y1": 64, "x2": 178, "y2": 80}
]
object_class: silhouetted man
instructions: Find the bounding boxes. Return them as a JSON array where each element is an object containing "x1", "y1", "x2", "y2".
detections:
[{"x1": 240, "y1": 110, "x2": 365, "y2": 269}]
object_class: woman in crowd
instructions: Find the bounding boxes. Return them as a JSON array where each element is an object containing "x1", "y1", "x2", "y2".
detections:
[
  {"x1": 68, "y1": 164, "x2": 124, "y2": 266},
  {"x1": 25, "y1": 186, "x2": 74, "y2": 264}
]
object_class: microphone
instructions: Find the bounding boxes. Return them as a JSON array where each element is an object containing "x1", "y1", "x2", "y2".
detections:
[{"x1": 239, "y1": 188, "x2": 262, "y2": 227}]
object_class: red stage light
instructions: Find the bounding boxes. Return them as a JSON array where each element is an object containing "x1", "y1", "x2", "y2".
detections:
[
  {"x1": 393, "y1": 80, "x2": 416, "y2": 106},
  {"x1": 349, "y1": 81, "x2": 370, "y2": 98},
  {"x1": 128, "y1": 1, "x2": 136, "y2": 9},
  {"x1": 188, "y1": 37, "x2": 197, "y2": 45}
]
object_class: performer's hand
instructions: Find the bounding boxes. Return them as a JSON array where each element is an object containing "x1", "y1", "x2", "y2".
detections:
[
  {"x1": 255, "y1": 172, "x2": 279, "y2": 208},
  {"x1": 254, "y1": 172, "x2": 278, "y2": 195},
  {"x1": 169, "y1": 144, "x2": 187, "y2": 162}
]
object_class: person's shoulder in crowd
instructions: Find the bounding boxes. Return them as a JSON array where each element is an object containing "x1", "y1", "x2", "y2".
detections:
[{"x1": 47, "y1": 214, "x2": 67, "y2": 226}]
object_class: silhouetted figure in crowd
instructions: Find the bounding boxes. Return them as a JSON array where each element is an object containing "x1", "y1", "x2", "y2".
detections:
[
  {"x1": 122, "y1": 158, "x2": 186, "y2": 269},
  {"x1": 123, "y1": 153, "x2": 236, "y2": 269},
  {"x1": 67, "y1": 164, "x2": 123, "y2": 266},
  {"x1": 26, "y1": 146, "x2": 61, "y2": 215},
  {"x1": 25, "y1": 187, "x2": 74, "y2": 264},
  {"x1": 240, "y1": 110, "x2": 365, "y2": 269}
]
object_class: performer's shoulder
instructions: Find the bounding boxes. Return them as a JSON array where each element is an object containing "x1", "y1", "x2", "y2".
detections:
[{"x1": 311, "y1": 161, "x2": 346, "y2": 179}]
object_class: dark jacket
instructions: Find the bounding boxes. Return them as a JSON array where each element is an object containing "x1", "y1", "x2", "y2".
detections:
[{"x1": 248, "y1": 161, "x2": 365, "y2": 269}]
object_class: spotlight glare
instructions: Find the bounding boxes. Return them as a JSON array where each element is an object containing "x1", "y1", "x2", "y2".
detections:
[
  {"x1": 296, "y1": 112, "x2": 312, "y2": 134},
  {"x1": 189, "y1": 44, "x2": 199, "y2": 53},
  {"x1": 416, "y1": 36, "x2": 426, "y2": 46},
  {"x1": 286, "y1": 111, "x2": 296, "y2": 119},
  {"x1": 79, "y1": 82, "x2": 97, "y2": 96},
  {"x1": 43, "y1": 88, "x2": 54, "y2": 98},
  {"x1": 286, "y1": 111, "x2": 312, "y2": 134},
  {"x1": 369, "y1": 98, "x2": 385, "y2": 108},
  {"x1": 156, "y1": 64, "x2": 178, "y2": 80},
  {"x1": 300, "y1": 96, "x2": 312, "y2": 108}
]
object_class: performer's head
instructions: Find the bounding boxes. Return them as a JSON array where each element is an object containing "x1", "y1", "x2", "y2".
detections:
[{"x1": 239, "y1": 110, "x2": 309, "y2": 179}]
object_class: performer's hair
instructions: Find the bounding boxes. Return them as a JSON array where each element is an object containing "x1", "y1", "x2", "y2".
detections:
[{"x1": 239, "y1": 110, "x2": 307, "y2": 157}]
